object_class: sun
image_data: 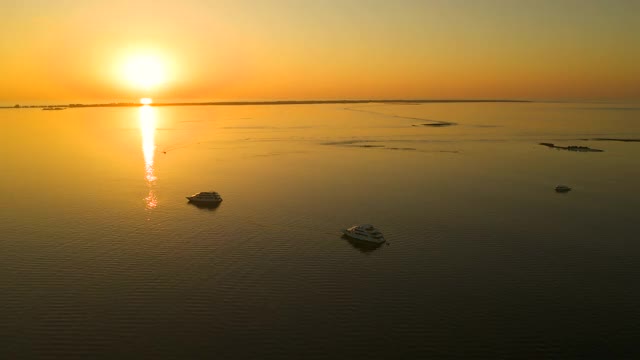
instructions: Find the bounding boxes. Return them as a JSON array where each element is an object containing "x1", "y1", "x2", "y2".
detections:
[{"x1": 123, "y1": 54, "x2": 166, "y2": 89}]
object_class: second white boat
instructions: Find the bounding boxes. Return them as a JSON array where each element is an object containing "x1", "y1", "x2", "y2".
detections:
[{"x1": 342, "y1": 224, "x2": 385, "y2": 244}]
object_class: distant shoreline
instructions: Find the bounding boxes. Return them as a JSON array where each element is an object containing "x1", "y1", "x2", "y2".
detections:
[{"x1": 2, "y1": 99, "x2": 531, "y2": 109}]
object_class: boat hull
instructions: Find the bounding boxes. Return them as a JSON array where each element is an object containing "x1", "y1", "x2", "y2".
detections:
[
  {"x1": 186, "y1": 197, "x2": 222, "y2": 203},
  {"x1": 341, "y1": 230, "x2": 385, "y2": 244}
]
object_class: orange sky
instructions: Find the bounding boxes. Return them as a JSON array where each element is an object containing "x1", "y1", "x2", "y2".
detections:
[{"x1": 1, "y1": 0, "x2": 638, "y2": 105}]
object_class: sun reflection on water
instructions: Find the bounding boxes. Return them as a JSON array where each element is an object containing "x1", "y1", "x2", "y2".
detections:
[{"x1": 139, "y1": 105, "x2": 157, "y2": 209}]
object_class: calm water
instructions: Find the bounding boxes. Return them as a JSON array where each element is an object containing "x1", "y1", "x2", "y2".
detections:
[{"x1": 1, "y1": 102, "x2": 639, "y2": 358}]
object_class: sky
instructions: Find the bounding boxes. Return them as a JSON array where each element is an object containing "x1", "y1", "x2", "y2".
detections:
[{"x1": 0, "y1": 0, "x2": 638, "y2": 104}]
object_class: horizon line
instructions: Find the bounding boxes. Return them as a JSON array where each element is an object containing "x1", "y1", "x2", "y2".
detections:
[{"x1": 2, "y1": 99, "x2": 533, "y2": 109}]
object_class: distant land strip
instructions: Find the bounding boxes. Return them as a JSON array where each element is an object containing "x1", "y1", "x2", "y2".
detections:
[
  {"x1": 587, "y1": 138, "x2": 640, "y2": 142},
  {"x1": 3, "y1": 99, "x2": 531, "y2": 109}
]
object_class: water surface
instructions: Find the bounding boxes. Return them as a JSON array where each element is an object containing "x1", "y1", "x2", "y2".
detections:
[{"x1": 1, "y1": 102, "x2": 639, "y2": 358}]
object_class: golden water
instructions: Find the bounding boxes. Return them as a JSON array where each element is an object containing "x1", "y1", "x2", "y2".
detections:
[{"x1": 1, "y1": 102, "x2": 639, "y2": 358}]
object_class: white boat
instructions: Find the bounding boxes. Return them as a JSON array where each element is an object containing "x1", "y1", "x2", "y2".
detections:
[
  {"x1": 186, "y1": 191, "x2": 223, "y2": 203},
  {"x1": 555, "y1": 185, "x2": 571, "y2": 192},
  {"x1": 342, "y1": 224, "x2": 385, "y2": 244}
]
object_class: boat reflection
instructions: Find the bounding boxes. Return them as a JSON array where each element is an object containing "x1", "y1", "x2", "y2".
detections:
[
  {"x1": 139, "y1": 105, "x2": 157, "y2": 209},
  {"x1": 342, "y1": 235, "x2": 383, "y2": 253},
  {"x1": 187, "y1": 202, "x2": 221, "y2": 211}
]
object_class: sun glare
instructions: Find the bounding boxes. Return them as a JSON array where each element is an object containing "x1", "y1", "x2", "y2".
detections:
[
  {"x1": 139, "y1": 105, "x2": 157, "y2": 209},
  {"x1": 123, "y1": 55, "x2": 166, "y2": 89},
  {"x1": 140, "y1": 98, "x2": 153, "y2": 105}
]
